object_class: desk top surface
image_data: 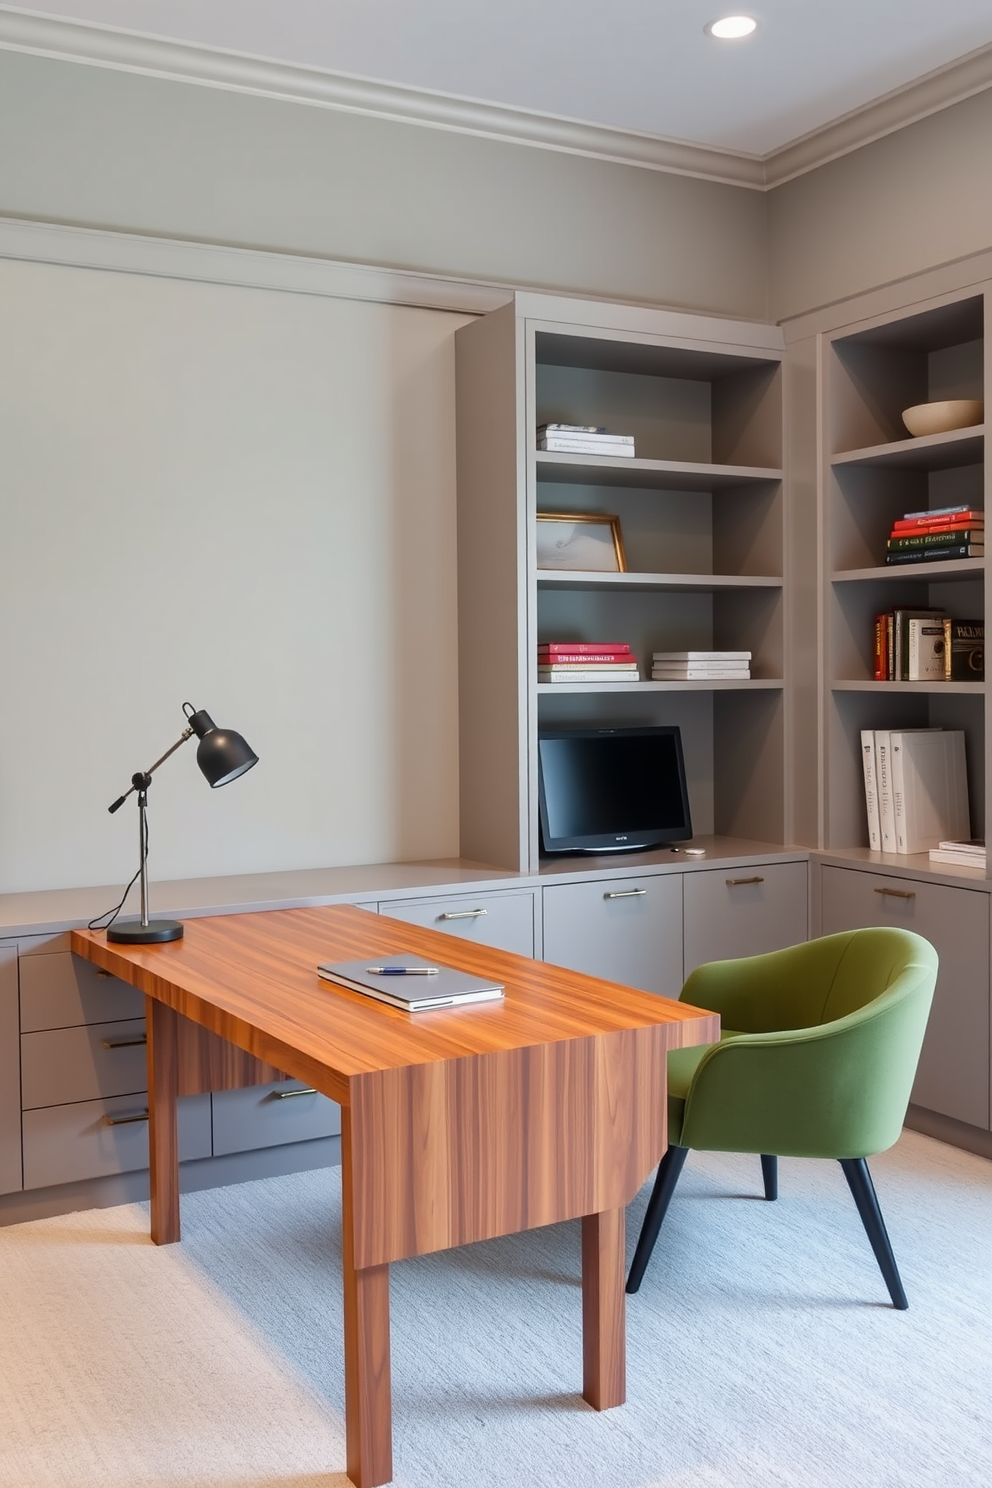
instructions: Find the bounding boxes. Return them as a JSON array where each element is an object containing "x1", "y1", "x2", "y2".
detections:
[{"x1": 72, "y1": 904, "x2": 717, "y2": 1090}]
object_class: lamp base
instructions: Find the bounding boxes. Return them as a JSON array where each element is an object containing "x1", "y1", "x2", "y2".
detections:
[{"x1": 108, "y1": 918, "x2": 184, "y2": 944}]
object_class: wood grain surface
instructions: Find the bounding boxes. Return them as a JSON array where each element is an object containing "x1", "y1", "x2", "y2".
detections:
[{"x1": 72, "y1": 903, "x2": 719, "y2": 1488}]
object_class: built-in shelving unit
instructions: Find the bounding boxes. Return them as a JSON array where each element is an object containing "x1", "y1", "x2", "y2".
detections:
[
  {"x1": 455, "y1": 294, "x2": 788, "y2": 872},
  {"x1": 821, "y1": 290, "x2": 988, "y2": 861}
]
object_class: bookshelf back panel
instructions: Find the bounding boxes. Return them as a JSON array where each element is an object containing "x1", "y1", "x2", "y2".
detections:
[
  {"x1": 714, "y1": 690, "x2": 785, "y2": 843},
  {"x1": 536, "y1": 480, "x2": 713, "y2": 575},
  {"x1": 535, "y1": 363, "x2": 711, "y2": 464},
  {"x1": 536, "y1": 688, "x2": 715, "y2": 838},
  {"x1": 536, "y1": 587, "x2": 714, "y2": 666}
]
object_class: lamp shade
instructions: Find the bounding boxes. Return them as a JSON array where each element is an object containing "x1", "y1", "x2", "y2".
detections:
[{"x1": 186, "y1": 708, "x2": 259, "y2": 788}]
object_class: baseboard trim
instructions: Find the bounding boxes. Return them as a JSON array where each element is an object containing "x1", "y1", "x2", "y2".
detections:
[
  {"x1": 905, "y1": 1105, "x2": 992, "y2": 1161},
  {"x1": 0, "y1": 1133, "x2": 341, "y2": 1229}
]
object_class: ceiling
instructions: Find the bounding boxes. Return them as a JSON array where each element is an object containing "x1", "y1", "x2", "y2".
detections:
[{"x1": 6, "y1": 0, "x2": 992, "y2": 159}]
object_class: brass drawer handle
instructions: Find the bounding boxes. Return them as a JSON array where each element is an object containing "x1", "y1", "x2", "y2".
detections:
[
  {"x1": 102, "y1": 1109, "x2": 149, "y2": 1127},
  {"x1": 95, "y1": 969, "x2": 113, "y2": 979},
  {"x1": 604, "y1": 888, "x2": 647, "y2": 899},
  {"x1": 438, "y1": 908, "x2": 487, "y2": 920},
  {"x1": 874, "y1": 886, "x2": 916, "y2": 900},
  {"x1": 101, "y1": 1034, "x2": 147, "y2": 1049},
  {"x1": 726, "y1": 877, "x2": 764, "y2": 886},
  {"x1": 271, "y1": 1086, "x2": 318, "y2": 1100}
]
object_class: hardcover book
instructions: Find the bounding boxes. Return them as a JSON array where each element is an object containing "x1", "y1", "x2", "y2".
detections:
[
  {"x1": 946, "y1": 620, "x2": 984, "y2": 680},
  {"x1": 890, "y1": 730, "x2": 970, "y2": 854}
]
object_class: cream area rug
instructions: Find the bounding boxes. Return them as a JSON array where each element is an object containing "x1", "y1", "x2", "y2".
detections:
[{"x1": 1, "y1": 1129, "x2": 990, "y2": 1488}]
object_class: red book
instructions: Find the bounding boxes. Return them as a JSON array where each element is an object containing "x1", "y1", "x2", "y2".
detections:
[
  {"x1": 537, "y1": 651, "x2": 634, "y2": 664},
  {"x1": 538, "y1": 642, "x2": 630, "y2": 654},
  {"x1": 891, "y1": 510, "x2": 984, "y2": 532}
]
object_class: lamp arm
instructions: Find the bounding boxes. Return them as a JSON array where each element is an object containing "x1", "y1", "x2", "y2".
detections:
[{"x1": 107, "y1": 727, "x2": 194, "y2": 813}]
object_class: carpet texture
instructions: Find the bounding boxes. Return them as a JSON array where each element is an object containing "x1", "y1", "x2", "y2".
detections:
[{"x1": 1, "y1": 1129, "x2": 990, "y2": 1488}]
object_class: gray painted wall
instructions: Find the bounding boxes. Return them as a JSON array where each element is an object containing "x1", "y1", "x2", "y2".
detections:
[
  {"x1": 0, "y1": 49, "x2": 769, "y2": 320},
  {"x1": 769, "y1": 89, "x2": 992, "y2": 323}
]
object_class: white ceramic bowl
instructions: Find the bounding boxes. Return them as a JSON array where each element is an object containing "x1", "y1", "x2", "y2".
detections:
[{"x1": 901, "y1": 399, "x2": 984, "y2": 438}]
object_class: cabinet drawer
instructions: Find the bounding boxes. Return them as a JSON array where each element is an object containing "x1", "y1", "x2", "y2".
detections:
[
  {"x1": 542, "y1": 875, "x2": 683, "y2": 997},
  {"x1": 19, "y1": 950, "x2": 143, "y2": 1032},
  {"x1": 377, "y1": 891, "x2": 536, "y2": 958},
  {"x1": 21, "y1": 1019, "x2": 147, "y2": 1110},
  {"x1": 683, "y1": 861, "x2": 808, "y2": 977},
  {"x1": 211, "y1": 1080, "x2": 341, "y2": 1156},
  {"x1": 820, "y1": 866, "x2": 990, "y2": 1130},
  {"x1": 22, "y1": 1092, "x2": 211, "y2": 1190},
  {"x1": 1, "y1": 945, "x2": 20, "y2": 1195}
]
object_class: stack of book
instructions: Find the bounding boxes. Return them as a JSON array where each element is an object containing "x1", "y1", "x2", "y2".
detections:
[
  {"x1": 884, "y1": 504, "x2": 984, "y2": 565},
  {"x1": 651, "y1": 650, "x2": 751, "y2": 680},
  {"x1": 928, "y1": 838, "x2": 986, "y2": 870},
  {"x1": 537, "y1": 423, "x2": 635, "y2": 458},
  {"x1": 860, "y1": 727, "x2": 970, "y2": 853},
  {"x1": 538, "y1": 641, "x2": 639, "y2": 683},
  {"x1": 873, "y1": 610, "x2": 984, "y2": 681}
]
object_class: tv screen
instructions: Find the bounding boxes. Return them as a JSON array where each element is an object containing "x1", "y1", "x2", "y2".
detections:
[{"x1": 537, "y1": 725, "x2": 693, "y2": 854}]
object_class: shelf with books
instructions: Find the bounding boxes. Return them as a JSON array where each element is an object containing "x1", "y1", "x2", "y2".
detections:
[
  {"x1": 832, "y1": 559, "x2": 984, "y2": 583},
  {"x1": 832, "y1": 680, "x2": 985, "y2": 694},
  {"x1": 456, "y1": 295, "x2": 788, "y2": 871}
]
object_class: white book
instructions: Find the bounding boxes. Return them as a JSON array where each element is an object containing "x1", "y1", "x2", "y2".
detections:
[
  {"x1": 539, "y1": 671, "x2": 635, "y2": 683},
  {"x1": 539, "y1": 438, "x2": 636, "y2": 457},
  {"x1": 890, "y1": 729, "x2": 969, "y2": 853},
  {"x1": 860, "y1": 729, "x2": 881, "y2": 851},
  {"x1": 651, "y1": 667, "x2": 750, "y2": 679},
  {"x1": 937, "y1": 838, "x2": 985, "y2": 854},
  {"x1": 927, "y1": 848, "x2": 986, "y2": 868},
  {"x1": 907, "y1": 618, "x2": 947, "y2": 681},
  {"x1": 652, "y1": 651, "x2": 751, "y2": 661},
  {"x1": 874, "y1": 731, "x2": 895, "y2": 851}
]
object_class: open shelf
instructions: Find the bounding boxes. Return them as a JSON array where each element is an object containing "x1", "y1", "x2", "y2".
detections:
[
  {"x1": 536, "y1": 570, "x2": 782, "y2": 592},
  {"x1": 832, "y1": 680, "x2": 985, "y2": 694},
  {"x1": 537, "y1": 678, "x2": 783, "y2": 694},
  {"x1": 535, "y1": 451, "x2": 782, "y2": 489},
  {"x1": 831, "y1": 426, "x2": 983, "y2": 471},
  {"x1": 832, "y1": 559, "x2": 984, "y2": 583}
]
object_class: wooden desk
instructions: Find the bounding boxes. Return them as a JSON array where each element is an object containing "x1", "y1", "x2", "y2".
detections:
[{"x1": 72, "y1": 904, "x2": 717, "y2": 1487}]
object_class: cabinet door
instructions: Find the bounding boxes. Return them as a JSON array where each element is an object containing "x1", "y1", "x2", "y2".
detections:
[
  {"x1": 0, "y1": 945, "x2": 21, "y2": 1194},
  {"x1": 542, "y1": 875, "x2": 683, "y2": 997},
  {"x1": 820, "y1": 866, "x2": 990, "y2": 1130},
  {"x1": 683, "y1": 861, "x2": 808, "y2": 978},
  {"x1": 378, "y1": 891, "x2": 536, "y2": 958},
  {"x1": 212, "y1": 1080, "x2": 341, "y2": 1156}
]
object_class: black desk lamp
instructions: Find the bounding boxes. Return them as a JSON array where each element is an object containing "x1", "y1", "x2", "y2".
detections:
[{"x1": 105, "y1": 702, "x2": 258, "y2": 944}]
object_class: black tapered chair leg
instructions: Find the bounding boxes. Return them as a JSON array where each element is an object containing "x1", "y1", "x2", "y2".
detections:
[
  {"x1": 839, "y1": 1157, "x2": 909, "y2": 1310},
  {"x1": 626, "y1": 1144, "x2": 690, "y2": 1294},
  {"x1": 760, "y1": 1153, "x2": 778, "y2": 1200}
]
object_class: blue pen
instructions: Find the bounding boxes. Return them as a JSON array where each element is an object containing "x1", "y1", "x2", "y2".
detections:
[{"x1": 366, "y1": 966, "x2": 440, "y2": 976}]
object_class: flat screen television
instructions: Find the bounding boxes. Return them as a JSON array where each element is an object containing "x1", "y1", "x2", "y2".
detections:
[{"x1": 537, "y1": 725, "x2": 693, "y2": 855}]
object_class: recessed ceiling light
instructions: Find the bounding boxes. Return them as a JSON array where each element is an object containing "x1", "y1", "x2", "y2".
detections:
[{"x1": 706, "y1": 15, "x2": 758, "y2": 40}]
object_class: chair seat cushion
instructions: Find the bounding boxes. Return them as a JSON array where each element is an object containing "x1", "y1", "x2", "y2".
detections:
[{"x1": 668, "y1": 1033, "x2": 740, "y2": 1145}]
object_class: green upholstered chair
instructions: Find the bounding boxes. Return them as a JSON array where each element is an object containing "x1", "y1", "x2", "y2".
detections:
[{"x1": 626, "y1": 927, "x2": 938, "y2": 1309}]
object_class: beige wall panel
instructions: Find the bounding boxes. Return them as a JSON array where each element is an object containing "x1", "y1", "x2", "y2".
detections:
[
  {"x1": 0, "y1": 257, "x2": 470, "y2": 892},
  {"x1": 0, "y1": 49, "x2": 769, "y2": 319},
  {"x1": 769, "y1": 90, "x2": 992, "y2": 323}
]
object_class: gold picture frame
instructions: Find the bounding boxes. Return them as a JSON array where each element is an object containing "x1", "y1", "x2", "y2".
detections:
[{"x1": 536, "y1": 513, "x2": 627, "y2": 572}]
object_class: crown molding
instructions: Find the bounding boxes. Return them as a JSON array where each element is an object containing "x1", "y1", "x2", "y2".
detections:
[
  {"x1": 0, "y1": 8, "x2": 765, "y2": 189},
  {"x1": 0, "y1": 215, "x2": 515, "y2": 315},
  {"x1": 765, "y1": 40, "x2": 992, "y2": 187},
  {"x1": 1, "y1": 8, "x2": 992, "y2": 192}
]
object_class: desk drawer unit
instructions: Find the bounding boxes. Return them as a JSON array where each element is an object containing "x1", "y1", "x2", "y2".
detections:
[
  {"x1": 22, "y1": 1093, "x2": 212, "y2": 1191},
  {"x1": 21, "y1": 1019, "x2": 148, "y2": 1110},
  {"x1": 212, "y1": 1080, "x2": 341, "y2": 1156},
  {"x1": 820, "y1": 866, "x2": 990, "y2": 1130},
  {"x1": 377, "y1": 890, "x2": 537, "y2": 958},
  {"x1": 542, "y1": 874, "x2": 683, "y2": 997},
  {"x1": 683, "y1": 860, "x2": 809, "y2": 978},
  {"x1": 20, "y1": 946, "x2": 143, "y2": 1031}
]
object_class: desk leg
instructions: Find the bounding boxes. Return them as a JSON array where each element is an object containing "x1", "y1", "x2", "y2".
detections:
[
  {"x1": 581, "y1": 1207, "x2": 626, "y2": 1410},
  {"x1": 341, "y1": 1110, "x2": 392, "y2": 1488},
  {"x1": 146, "y1": 997, "x2": 180, "y2": 1246}
]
